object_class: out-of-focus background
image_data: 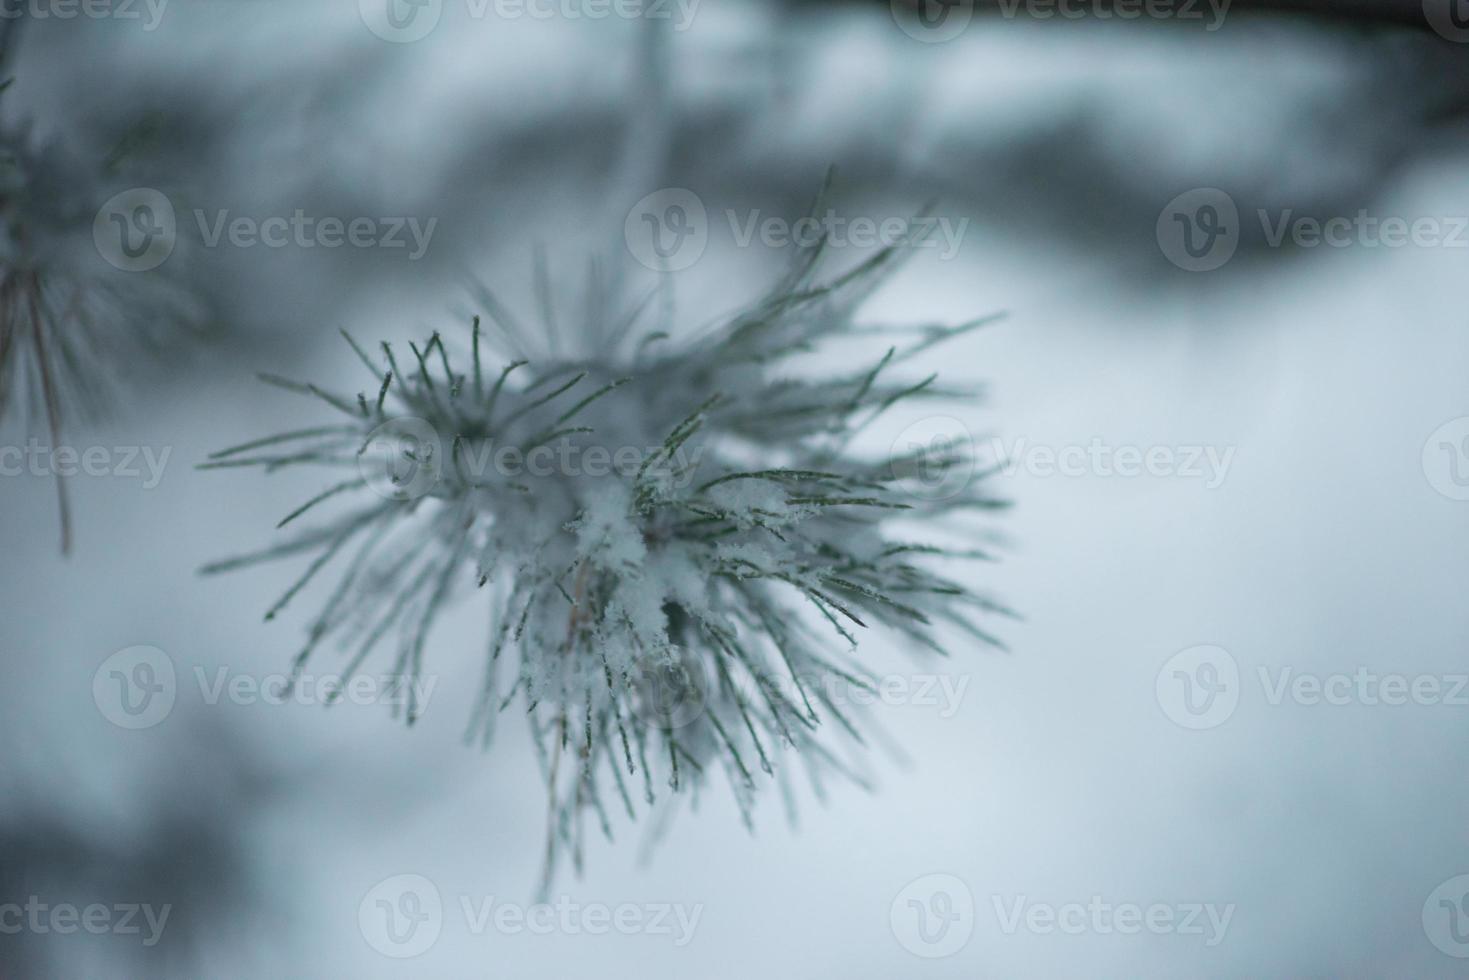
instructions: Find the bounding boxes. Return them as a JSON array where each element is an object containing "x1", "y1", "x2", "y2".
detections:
[{"x1": 2, "y1": 2, "x2": 1468, "y2": 977}]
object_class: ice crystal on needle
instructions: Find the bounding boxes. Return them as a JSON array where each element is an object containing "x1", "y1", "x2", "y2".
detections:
[{"x1": 204, "y1": 230, "x2": 1009, "y2": 885}]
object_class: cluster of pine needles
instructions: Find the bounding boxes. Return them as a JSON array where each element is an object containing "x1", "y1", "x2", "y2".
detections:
[{"x1": 204, "y1": 231, "x2": 1010, "y2": 888}]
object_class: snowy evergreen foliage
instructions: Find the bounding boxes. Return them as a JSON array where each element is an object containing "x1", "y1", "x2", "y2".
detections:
[
  {"x1": 0, "y1": 68, "x2": 202, "y2": 551},
  {"x1": 204, "y1": 226, "x2": 1009, "y2": 885}
]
